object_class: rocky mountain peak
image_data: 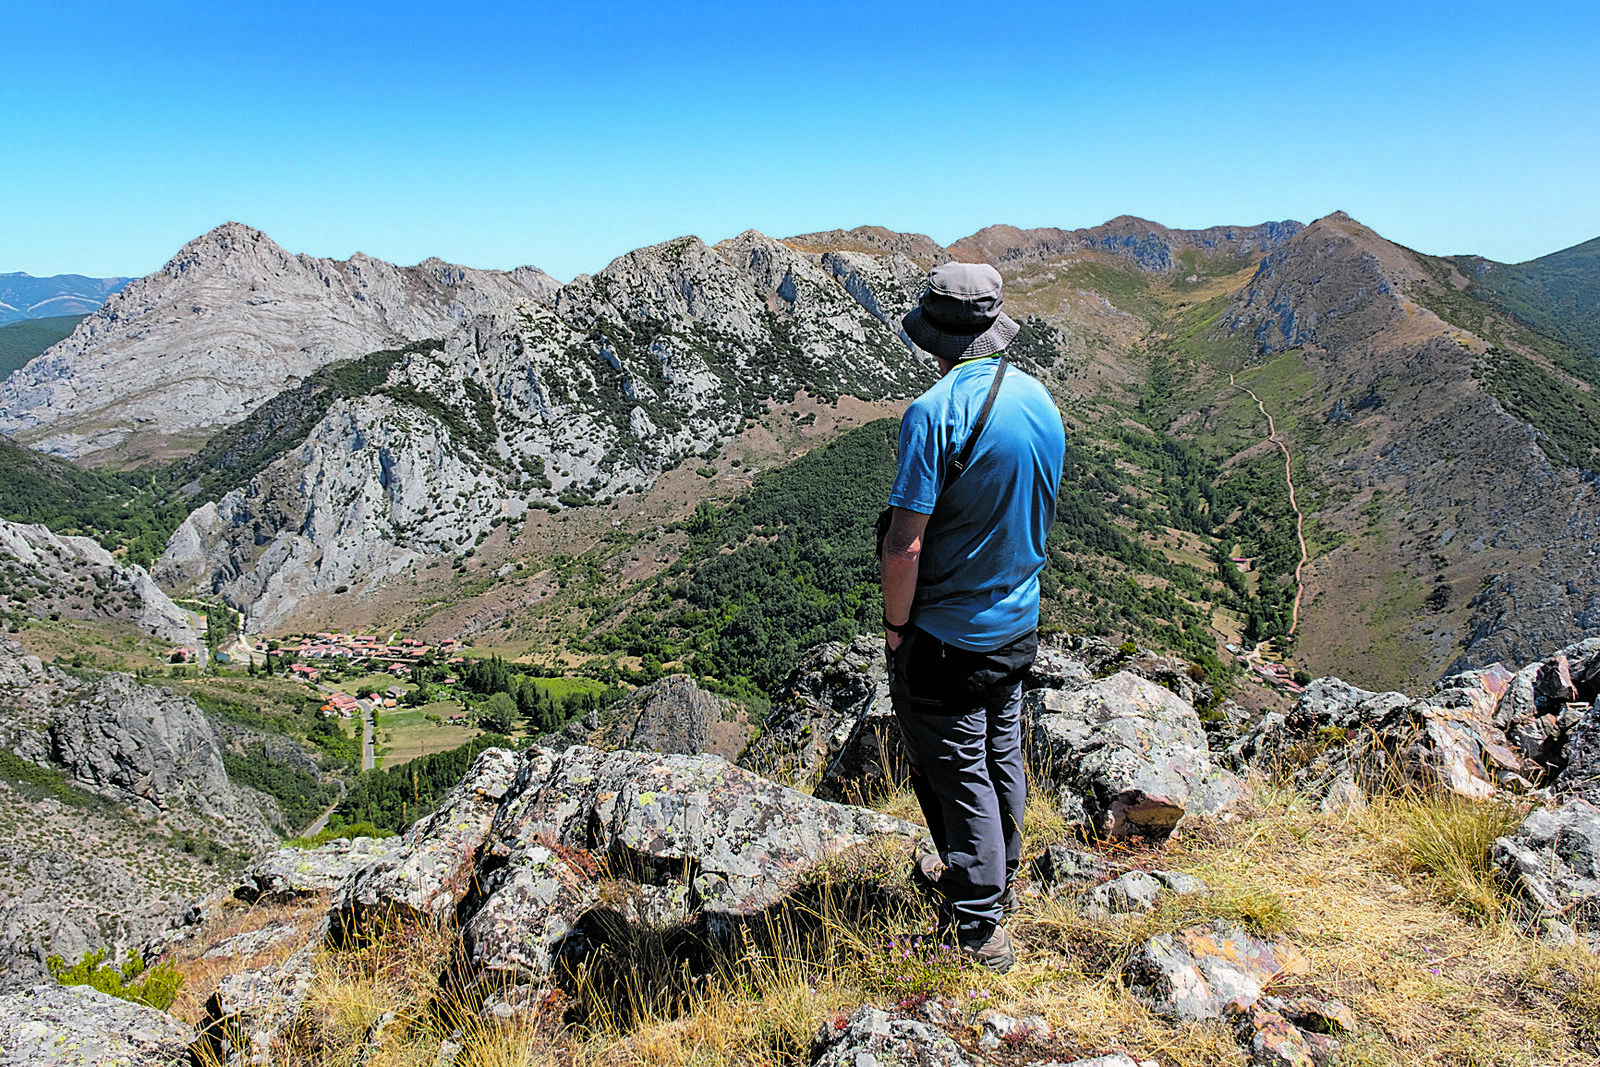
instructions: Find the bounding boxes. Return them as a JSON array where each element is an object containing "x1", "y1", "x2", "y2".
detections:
[
  {"x1": 162, "y1": 221, "x2": 292, "y2": 277},
  {"x1": 1228, "y1": 210, "x2": 1451, "y2": 357},
  {"x1": 0, "y1": 225, "x2": 562, "y2": 466},
  {"x1": 782, "y1": 226, "x2": 948, "y2": 268}
]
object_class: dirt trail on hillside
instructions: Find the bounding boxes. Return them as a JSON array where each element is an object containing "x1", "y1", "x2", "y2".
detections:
[{"x1": 1231, "y1": 374, "x2": 1310, "y2": 636}]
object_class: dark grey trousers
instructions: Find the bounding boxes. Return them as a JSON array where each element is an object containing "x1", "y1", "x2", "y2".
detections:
[{"x1": 889, "y1": 628, "x2": 1031, "y2": 940}]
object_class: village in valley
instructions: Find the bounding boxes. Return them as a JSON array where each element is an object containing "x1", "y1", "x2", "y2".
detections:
[{"x1": 271, "y1": 632, "x2": 467, "y2": 719}]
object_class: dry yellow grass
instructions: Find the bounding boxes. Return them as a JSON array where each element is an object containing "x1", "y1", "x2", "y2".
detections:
[
  {"x1": 165, "y1": 897, "x2": 328, "y2": 1025},
  {"x1": 235, "y1": 782, "x2": 1595, "y2": 1067}
]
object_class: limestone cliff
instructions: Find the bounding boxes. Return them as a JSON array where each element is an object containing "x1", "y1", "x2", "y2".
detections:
[
  {"x1": 154, "y1": 230, "x2": 931, "y2": 630},
  {"x1": 0, "y1": 518, "x2": 199, "y2": 645}
]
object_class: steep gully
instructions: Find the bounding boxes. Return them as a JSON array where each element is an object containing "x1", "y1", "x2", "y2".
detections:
[{"x1": 1230, "y1": 373, "x2": 1310, "y2": 637}]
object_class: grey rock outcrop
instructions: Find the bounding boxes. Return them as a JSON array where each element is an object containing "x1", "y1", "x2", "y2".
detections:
[
  {"x1": 542, "y1": 674, "x2": 745, "y2": 759},
  {"x1": 739, "y1": 635, "x2": 890, "y2": 794},
  {"x1": 745, "y1": 636, "x2": 1240, "y2": 820},
  {"x1": 1556, "y1": 701, "x2": 1600, "y2": 797},
  {"x1": 197, "y1": 944, "x2": 316, "y2": 1067},
  {"x1": 330, "y1": 746, "x2": 521, "y2": 941},
  {"x1": 0, "y1": 982, "x2": 195, "y2": 1067},
  {"x1": 0, "y1": 637, "x2": 73, "y2": 733},
  {"x1": 1500, "y1": 641, "x2": 1600, "y2": 782},
  {"x1": 237, "y1": 835, "x2": 404, "y2": 904},
  {"x1": 0, "y1": 640, "x2": 280, "y2": 984},
  {"x1": 811, "y1": 1005, "x2": 974, "y2": 1067},
  {"x1": 444, "y1": 745, "x2": 917, "y2": 985},
  {"x1": 1493, "y1": 797, "x2": 1600, "y2": 949},
  {"x1": 1026, "y1": 671, "x2": 1246, "y2": 838},
  {"x1": 1123, "y1": 920, "x2": 1312, "y2": 1023},
  {"x1": 0, "y1": 222, "x2": 559, "y2": 465},
  {"x1": 42, "y1": 673, "x2": 278, "y2": 838},
  {"x1": 0, "y1": 519, "x2": 199, "y2": 645},
  {"x1": 1225, "y1": 664, "x2": 1542, "y2": 800}
]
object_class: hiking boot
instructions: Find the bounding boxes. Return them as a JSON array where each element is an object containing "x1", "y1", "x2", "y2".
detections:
[
  {"x1": 909, "y1": 853, "x2": 945, "y2": 901},
  {"x1": 959, "y1": 924, "x2": 1016, "y2": 974}
]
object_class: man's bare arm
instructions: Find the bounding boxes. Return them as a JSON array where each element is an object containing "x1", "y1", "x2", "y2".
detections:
[{"x1": 881, "y1": 506, "x2": 930, "y2": 651}]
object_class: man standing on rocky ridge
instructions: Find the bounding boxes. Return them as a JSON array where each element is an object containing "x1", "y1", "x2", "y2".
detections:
[{"x1": 880, "y1": 261, "x2": 1066, "y2": 973}]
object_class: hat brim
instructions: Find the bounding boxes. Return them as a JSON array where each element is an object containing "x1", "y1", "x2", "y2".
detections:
[{"x1": 901, "y1": 306, "x2": 1020, "y2": 361}]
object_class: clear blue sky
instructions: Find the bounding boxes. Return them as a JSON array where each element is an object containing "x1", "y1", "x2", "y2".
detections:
[{"x1": 4, "y1": 1, "x2": 1596, "y2": 281}]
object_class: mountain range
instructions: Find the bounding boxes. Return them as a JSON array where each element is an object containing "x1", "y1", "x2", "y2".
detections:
[
  {"x1": 0, "y1": 272, "x2": 131, "y2": 326},
  {"x1": 0, "y1": 214, "x2": 1597, "y2": 697}
]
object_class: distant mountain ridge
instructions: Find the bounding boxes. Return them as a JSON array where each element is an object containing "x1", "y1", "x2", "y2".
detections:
[
  {"x1": 0, "y1": 272, "x2": 130, "y2": 325},
  {"x1": 0, "y1": 223, "x2": 560, "y2": 466},
  {"x1": 1459, "y1": 235, "x2": 1600, "y2": 366}
]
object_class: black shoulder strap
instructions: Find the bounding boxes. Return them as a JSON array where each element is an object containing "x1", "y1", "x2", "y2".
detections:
[{"x1": 947, "y1": 357, "x2": 1008, "y2": 482}]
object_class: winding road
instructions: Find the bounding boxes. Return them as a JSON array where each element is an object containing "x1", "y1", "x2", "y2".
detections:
[{"x1": 1230, "y1": 374, "x2": 1310, "y2": 636}]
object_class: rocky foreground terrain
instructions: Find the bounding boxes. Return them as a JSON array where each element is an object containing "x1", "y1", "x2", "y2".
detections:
[
  {"x1": 0, "y1": 639, "x2": 283, "y2": 992},
  {"x1": 2, "y1": 632, "x2": 1597, "y2": 1065}
]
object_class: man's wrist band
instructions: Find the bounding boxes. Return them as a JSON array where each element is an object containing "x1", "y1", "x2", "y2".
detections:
[{"x1": 883, "y1": 615, "x2": 912, "y2": 636}]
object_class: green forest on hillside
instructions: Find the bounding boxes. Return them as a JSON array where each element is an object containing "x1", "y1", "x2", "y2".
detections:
[
  {"x1": 0, "y1": 342, "x2": 439, "y2": 566},
  {"x1": 0, "y1": 314, "x2": 83, "y2": 377},
  {"x1": 562, "y1": 381, "x2": 1310, "y2": 700},
  {"x1": 1415, "y1": 255, "x2": 1600, "y2": 472},
  {"x1": 0, "y1": 438, "x2": 189, "y2": 566},
  {"x1": 1472, "y1": 236, "x2": 1600, "y2": 367}
]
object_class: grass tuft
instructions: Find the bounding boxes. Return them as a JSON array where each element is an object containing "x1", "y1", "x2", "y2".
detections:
[{"x1": 1370, "y1": 792, "x2": 1524, "y2": 922}]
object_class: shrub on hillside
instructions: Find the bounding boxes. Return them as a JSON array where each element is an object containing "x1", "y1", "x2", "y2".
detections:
[{"x1": 48, "y1": 948, "x2": 182, "y2": 1010}]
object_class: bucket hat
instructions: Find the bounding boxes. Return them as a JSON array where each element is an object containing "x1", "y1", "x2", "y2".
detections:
[{"x1": 901, "y1": 261, "x2": 1020, "y2": 361}]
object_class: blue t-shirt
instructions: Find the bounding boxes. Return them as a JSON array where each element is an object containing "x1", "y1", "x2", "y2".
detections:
[{"x1": 888, "y1": 356, "x2": 1066, "y2": 651}]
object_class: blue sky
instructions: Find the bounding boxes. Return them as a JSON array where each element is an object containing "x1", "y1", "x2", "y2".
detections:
[{"x1": 4, "y1": 1, "x2": 1596, "y2": 280}]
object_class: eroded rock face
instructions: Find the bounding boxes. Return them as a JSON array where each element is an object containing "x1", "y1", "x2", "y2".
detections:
[
  {"x1": 154, "y1": 229, "x2": 933, "y2": 630},
  {"x1": 0, "y1": 640, "x2": 285, "y2": 985},
  {"x1": 1224, "y1": 665, "x2": 1540, "y2": 801},
  {"x1": 0, "y1": 519, "x2": 200, "y2": 645},
  {"x1": 738, "y1": 635, "x2": 894, "y2": 797},
  {"x1": 1557, "y1": 702, "x2": 1600, "y2": 797},
  {"x1": 47, "y1": 673, "x2": 278, "y2": 838},
  {"x1": 0, "y1": 983, "x2": 195, "y2": 1067},
  {"x1": 330, "y1": 747, "x2": 522, "y2": 941},
  {"x1": 1493, "y1": 797, "x2": 1600, "y2": 948},
  {"x1": 454, "y1": 745, "x2": 918, "y2": 986},
  {"x1": 543, "y1": 675, "x2": 744, "y2": 759},
  {"x1": 1026, "y1": 671, "x2": 1242, "y2": 838},
  {"x1": 1501, "y1": 642, "x2": 1600, "y2": 779}
]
